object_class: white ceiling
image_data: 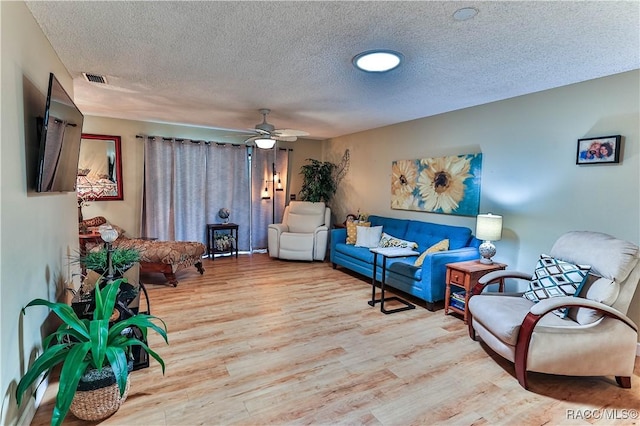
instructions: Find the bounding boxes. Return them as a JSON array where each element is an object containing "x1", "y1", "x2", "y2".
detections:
[{"x1": 25, "y1": 1, "x2": 639, "y2": 143}]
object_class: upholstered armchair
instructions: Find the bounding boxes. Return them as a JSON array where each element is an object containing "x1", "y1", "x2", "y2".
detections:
[
  {"x1": 268, "y1": 201, "x2": 331, "y2": 261},
  {"x1": 468, "y1": 231, "x2": 639, "y2": 389}
]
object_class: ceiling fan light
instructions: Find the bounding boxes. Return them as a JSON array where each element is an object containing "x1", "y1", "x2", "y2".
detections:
[
  {"x1": 353, "y1": 50, "x2": 403, "y2": 73},
  {"x1": 255, "y1": 138, "x2": 276, "y2": 149}
]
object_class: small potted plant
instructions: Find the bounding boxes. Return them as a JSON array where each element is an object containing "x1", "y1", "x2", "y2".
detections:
[
  {"x1": 214, "y1": 234, "x2": 235, "y2": 251},
  {"x1": 16, "y1": 278, "x2": 168, "y2": 425},
  {"x1": 79, "y1": 247, "x2": 141, "y2": 277}
]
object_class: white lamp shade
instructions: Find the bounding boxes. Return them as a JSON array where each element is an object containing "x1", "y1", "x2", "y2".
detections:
[
  {"x1": 475, "y1": 213, "x2": 503, "y2": 241},
  {"x1": 255, "y1": 138, "x2": 276, "y2": 149}
]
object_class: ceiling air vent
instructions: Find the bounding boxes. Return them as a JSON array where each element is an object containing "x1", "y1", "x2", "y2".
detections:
[{"x1": 82, "y1": 73, "x2": 107, "y2": 84}]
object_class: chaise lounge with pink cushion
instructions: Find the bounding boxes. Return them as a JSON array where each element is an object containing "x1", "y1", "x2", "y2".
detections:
[{"x1": 81, "y1": 216, "x2": 205, "y2": 286}]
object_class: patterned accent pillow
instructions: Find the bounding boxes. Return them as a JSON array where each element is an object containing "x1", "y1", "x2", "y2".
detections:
[
  {"x1": 80, "y1": 216, "x2": 107, "y2": 229},
  {"x1": 523, "y1": 254, "x2": 591, "y2": 318},
  {"x1": 346, "y1": 222, "x2": 370, "y2": 244},
  {"x1": 414, "y1": 239, "x2": 449, "y2": 267},
  {"x1": 379, "y1": 232, "x2": 418, "y2": 250}
]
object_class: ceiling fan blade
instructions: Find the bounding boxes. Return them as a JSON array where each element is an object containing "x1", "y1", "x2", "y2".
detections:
[
  {"x1": 274, "y1": 129, "x2": 309, "y2": 137},
  {"x1": 243, "y1": 135, "x2": 260, "y2": 143},
  {"x1": 273, "y1": 135, "x2": 297, "y2": 142},
  {"x1": 221, "y1": 132, "x2": 258, "y2": 138},
  {"x1": 249, "y1": 128, "x2": 271, "y2": 135}
]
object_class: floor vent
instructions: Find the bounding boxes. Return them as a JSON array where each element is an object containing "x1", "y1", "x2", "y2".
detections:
[{"x1": 82, "y1": 73, "x2": 107, "y2": 84}]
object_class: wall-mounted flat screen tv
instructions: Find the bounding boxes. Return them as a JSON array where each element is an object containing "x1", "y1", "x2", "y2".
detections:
[{"x1": 35, "y1": 73, "x2": 84, "y2": 192}]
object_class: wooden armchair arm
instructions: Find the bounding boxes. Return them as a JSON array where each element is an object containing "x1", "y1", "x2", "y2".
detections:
[
  {"x1": 515, "y1": 296, "x2": 637, "y2": 389},
  {"x1": 528, "y1": 296, "x2": 637, "y2": 331},
  {"x1": 471, "y1": 270, "x2": 532, "y2": 296}
]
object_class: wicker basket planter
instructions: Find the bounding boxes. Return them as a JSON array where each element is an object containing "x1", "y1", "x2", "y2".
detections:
[
  {"x1": 69, "y1": 361, "x2": 133, "y2": 421},
  {"x1": 70, "y1": 377, "x2": 130, "y2": 421}
]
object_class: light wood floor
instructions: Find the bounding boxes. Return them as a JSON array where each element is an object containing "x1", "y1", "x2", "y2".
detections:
[{"x1": 31, "y1": 254, "x2": 640, "y2": 425}]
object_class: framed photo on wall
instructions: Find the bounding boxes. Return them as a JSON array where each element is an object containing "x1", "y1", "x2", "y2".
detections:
[{"x1": 576, "y1": 135, "x2": 621, "y2": 164}]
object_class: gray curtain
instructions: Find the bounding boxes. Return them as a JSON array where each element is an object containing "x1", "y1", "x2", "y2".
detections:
[
  {"x1": 142, "y1": 137, "x2": 206, "y2": 241},
  {"x1": 205, "y1": 144, "x2": 250, "y2": 251},
  {"x1": 251, "y1": 146, "x2": 289, "y2": 249},
  {"x1": 143, "y1": 137, "x2": 288, "y2": 251},
  {"x1": 173, "y1": 141, "x2": 207, "y2": 241}
]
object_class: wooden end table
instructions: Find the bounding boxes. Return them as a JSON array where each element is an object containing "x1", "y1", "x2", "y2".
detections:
[
  {"x1": 206, "y1": 223, "x2": 239, "y2": 259},
  {"x1": 445, "y1": 260, "x2": 507, "y2": 323}
]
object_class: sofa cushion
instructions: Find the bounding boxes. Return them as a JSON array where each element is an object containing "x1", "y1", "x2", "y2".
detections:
[
  {"x1": 414, "y1": 239, "x2": 449, "y2": 267},
  {"x1": 346, "y1": 222, "x2": 370, "y2": 244},
  {"x1": 379, "y1": 232, "x2": 418, "y2": 250},
  {"x1": 406, "y1": 220, "x2": 472, "y2": 251},
  {"x1": 388, "y1": 261, "x2": 422, "y2": 281},
  {"x1": 335, "y1": 242, "x2": 375, "y2": 263},
  {"x1": 369, "y1": 216, "x2": 409, "y2": 240},
  {"x1": 469, "y1": 295, "x2": 568, "y2": 346},
  {"x1": 355, "y1": 226, "x2": 383, "y2": 248},
  {"x1": 522, "y1": 254, "x2": 591, "y2": 318}
]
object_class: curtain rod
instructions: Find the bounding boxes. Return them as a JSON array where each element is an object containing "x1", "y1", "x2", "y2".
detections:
[
  {"x1": 135, "y1": 134, "x2": 293, "y2": 151},
  {"x1": 136, "y1": 135, "x2": 236, "y2": 146}
]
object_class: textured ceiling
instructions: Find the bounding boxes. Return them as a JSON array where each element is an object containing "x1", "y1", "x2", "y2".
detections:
[{"x1": 25, "y1": 1, "x2": 639, "y2": 143}]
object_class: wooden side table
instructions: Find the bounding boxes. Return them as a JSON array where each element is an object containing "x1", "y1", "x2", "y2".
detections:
[
  {"x1": 206, "y1": 223, "x2": 238, "y2": 260},
  {"x1": 445, "y1": 260, "x2": 507, "y2": 323}
]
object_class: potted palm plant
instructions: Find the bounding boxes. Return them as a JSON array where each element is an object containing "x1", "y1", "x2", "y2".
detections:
[{"x1": 16, "y1": 278, "x2": 168, "y2": 425}]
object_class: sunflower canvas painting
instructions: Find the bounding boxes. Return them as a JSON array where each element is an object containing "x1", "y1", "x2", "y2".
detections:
[{"x1": 391, "y1": 153, "x2": 482, "y2": 216}]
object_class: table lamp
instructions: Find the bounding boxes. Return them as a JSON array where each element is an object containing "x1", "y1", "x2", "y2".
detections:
[
  {"x1": 475, "y1": 213, "x2": 503, "y2": 264},
  {"x1": 98, "y1": 224, "x2": 119, "y2": 282}
]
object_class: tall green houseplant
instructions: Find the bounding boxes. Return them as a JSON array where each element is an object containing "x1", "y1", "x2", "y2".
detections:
[
  {"x1": 298, "y1": 158, "x2": 337, "y2": 203},
  {"x1": 16, "y1": 278, "x2": 168, "y2": 426}
]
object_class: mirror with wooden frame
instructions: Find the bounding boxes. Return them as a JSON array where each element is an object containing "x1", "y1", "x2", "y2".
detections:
[{"x1": 76, "y1": 133, "x2": 123, "y2": 201}]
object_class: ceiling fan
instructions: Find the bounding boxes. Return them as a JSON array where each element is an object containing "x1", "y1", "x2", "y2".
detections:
[{"x1": 244, "y1": 109, "x2": 309, "y2": 148}]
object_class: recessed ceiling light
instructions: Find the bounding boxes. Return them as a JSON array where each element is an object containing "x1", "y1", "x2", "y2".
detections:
[
  {"x1": 352, "y1": 50, "x2": 403, "y2": 73},
  {"x1": 453, "y1": 7, "x2": 478, "y2": 21}
]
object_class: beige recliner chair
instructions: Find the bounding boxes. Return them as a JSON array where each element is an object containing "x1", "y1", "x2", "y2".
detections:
[
  {"x1": 468, "y1": 231, "x2": 639, "y2": 389},
  {"x1": 268, "y1": 201, "x2": 331, "y2": 261}
]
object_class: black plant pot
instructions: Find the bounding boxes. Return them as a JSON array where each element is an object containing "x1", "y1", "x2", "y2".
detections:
[{"x1": 72, "y1": 279, "x2": 137, "y2": 321}]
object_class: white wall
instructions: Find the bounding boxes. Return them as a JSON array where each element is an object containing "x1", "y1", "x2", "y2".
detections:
[
  {"x1": 325, "y1": 70, "x2": 640, "y2": 337},
  {"x1": 1, "y1": 3, "x2": 82, "y2": 424}
]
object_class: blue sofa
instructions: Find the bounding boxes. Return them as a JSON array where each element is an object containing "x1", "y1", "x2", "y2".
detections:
[{"x1": 330, "y1": 215, "x2": 481, "y2": 310}]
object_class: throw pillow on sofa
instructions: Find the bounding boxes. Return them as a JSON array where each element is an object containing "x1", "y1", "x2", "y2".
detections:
[
  {"x1": 522, "y1": 254, "x2": 591, "y2": 318},
  {"x1": 355, "y1": 226, "x2": 383, "y2": 248},
  {"x1": 346, "y1": 221, "x2": 370, "y2": 244},
  {"x1": 379, "y1": 232, "x2": 418, "y2": 250},
  {"x1": 414, "y1": 239, "x2": 449, "y2": 267}
]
